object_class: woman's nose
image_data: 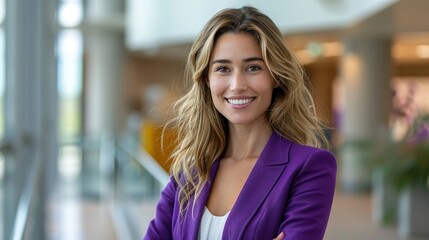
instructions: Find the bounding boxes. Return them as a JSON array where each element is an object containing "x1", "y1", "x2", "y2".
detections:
[{"x1": 230, "y1": 72, "x2": 247, "y2": 91}]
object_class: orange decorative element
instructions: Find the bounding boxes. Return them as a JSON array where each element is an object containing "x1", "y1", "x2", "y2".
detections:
[{"x1": 141, "y1": 121, "x2": 176, "y2": 173}]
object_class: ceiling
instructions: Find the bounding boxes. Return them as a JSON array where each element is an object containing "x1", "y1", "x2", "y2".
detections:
[{"x1": 135, "y1": 0, "x2": 429, "y2": 65}]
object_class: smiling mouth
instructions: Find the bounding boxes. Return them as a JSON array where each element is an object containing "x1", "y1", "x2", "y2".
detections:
[{"x1": 226, "y1": 98, "x2": 255, "y2": 105}]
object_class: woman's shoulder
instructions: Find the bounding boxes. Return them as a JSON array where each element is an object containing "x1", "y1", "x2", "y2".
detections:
[
  {"x1": 276, "y1": 133, "x2": 336, "y2": 164},
  {"x1": 293, "y1": 141, "x2": 333, "y2": 157}
]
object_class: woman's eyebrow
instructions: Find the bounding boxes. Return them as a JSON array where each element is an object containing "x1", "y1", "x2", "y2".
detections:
[
  {"x1": 211, "y1": 57, "x2": 263, "y2": 65},
  {"x1": 243, "y1": 57, "x2": 263, "y2": 62},
  {"x1": 211, "y1": 59, "x2": 231, "y2": 65}
]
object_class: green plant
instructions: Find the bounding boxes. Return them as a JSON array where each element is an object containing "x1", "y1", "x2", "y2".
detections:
[
  {"x1": 379, "y1": 112, "x2": 429, "y2": 190},
  {"x1": 382, "y1": 141, "x2": 429, "y2": 190}
]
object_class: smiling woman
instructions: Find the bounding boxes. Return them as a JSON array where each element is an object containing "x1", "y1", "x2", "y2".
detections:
[
  {"x1": 144, "y1": 6, "x2": 337, "y2": 240},
  {"x1": 208, "y1": 32, "x2": 276, "y2": 126}
]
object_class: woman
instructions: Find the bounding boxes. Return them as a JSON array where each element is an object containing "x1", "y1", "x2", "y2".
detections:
[{"x1": 144, "y1": 6, "x2": 336, "y2": 240}]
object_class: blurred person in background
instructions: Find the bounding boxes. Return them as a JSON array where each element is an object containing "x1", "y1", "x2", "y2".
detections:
[{"x1": 144, "y1": 6, "x2": 336, "y2": 240}]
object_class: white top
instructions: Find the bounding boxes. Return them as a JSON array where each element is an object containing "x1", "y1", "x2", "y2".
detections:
[{"x1": 199, "y1": 207, "x2": 230, "y2": 240}]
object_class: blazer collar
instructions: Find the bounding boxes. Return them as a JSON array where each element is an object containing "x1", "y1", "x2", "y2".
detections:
[
  {"x1": 183, "y1": 131, "x2": 293, "y2": 239},
  {"x1": 223, "y1": 131, "x2": 292, "y2": 238}
]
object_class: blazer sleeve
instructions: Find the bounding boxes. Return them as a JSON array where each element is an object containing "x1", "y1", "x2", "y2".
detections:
[
  {"x1": 279, "y1": 149, "x2": 337, "y2": 240},
  {"x1": 143, "y1": 178, "x2": 177, "y2": 240}
]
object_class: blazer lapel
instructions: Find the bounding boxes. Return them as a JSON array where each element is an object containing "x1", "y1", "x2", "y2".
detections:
[
  {"x1": 223, "y1": 132, "x2": 293, "y2": 238},
  {"x1": 181, "y1": 158, "x2": 221, "y2": 239}
]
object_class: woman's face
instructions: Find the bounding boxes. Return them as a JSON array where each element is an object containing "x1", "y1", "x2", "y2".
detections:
[{"x1": 207, "y1": 32, "x2": 276, "y2": 127}]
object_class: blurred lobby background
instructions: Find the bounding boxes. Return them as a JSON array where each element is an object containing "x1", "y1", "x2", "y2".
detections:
[{"x1": 0, "y1": 0, "x2": 429, "y2": 239}]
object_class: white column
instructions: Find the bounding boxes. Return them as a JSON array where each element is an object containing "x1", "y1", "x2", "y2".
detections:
[
  {"x1": 339, "y1": 36, "x2": 392, "y2": 192},
  {"x1": 85, "y1": 0, "x2": 125, "y2": 137},
  {"x1": 84, "y1": 0, "x2": 124, "y2": 181}
]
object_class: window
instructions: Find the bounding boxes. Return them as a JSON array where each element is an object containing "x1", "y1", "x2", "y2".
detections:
[
  {"x1": 57, "y1": 0, "x2": 84, "y2": 180},
  {"x1": 57, "y1": 29, "x2": 83, "y2": 141},
  {"x1": 57, "y1": 0, "x2": 83, "y2": 142},
  {"x1": 0, "y1": 0, "x2": 5, "y2": 138}
]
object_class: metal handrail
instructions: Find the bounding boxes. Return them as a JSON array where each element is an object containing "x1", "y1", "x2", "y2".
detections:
[
  {"x1": 110, "y1": 133, "x2": 169, "y2": 240},
  {"x1": 136, "y1": 150, "x2": 169, "y2": 188},
  {"x1": 116, "y1": 133, "x2": 169, "y2": 188},
  {"x1": 10, "y1": 149, "x2": 43, "y2": 240}
]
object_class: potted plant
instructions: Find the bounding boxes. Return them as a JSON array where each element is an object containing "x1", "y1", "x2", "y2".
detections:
[
  {"x1": 375, "y1": 112, "x2": 429, "y2": 238},
  {"x1": 372, "y1": 83, "x2": 429, "y2": 229},
  {"x1": 390, "y1": 113, "x2": 429, "y2": 239}
]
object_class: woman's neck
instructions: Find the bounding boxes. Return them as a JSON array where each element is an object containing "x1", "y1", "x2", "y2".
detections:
[{"x1": 225, "y1": 122, "x2": 273, "y2": 161}]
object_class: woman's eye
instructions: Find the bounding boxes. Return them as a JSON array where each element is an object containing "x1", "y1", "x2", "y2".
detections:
[
  {"x1": 247, "y1": 65, "x2": 261, "y2": 72},
  {"x1": 215, "y1": 66, "x2": 230, "y2": 73}
]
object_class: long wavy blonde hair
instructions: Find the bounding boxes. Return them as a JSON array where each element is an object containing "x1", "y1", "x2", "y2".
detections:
[{"x1": 165, "y1": 6, "x2": 328, "y2": 215}]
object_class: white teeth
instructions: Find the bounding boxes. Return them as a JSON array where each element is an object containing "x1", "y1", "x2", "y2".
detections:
[{"x1": 227, "y1": 98, "x2": 253, "y2": 105}]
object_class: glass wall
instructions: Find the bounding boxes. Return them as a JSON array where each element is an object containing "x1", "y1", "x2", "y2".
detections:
[
  {"x1": 52, "y1": 2, "x2": 84, "y2": 238},
  {"x1": 0, "y1": 1, "x2": 4, "y2": 238},
  {"x1": 57, "y1": 0, "x2": 84, "y2": 180},
  {"x1": 57, "y1": 0, "x2": 83, "y2": 142},
  {"x1": 0, "y1": 26, "x2": 4, "y2": 140}
]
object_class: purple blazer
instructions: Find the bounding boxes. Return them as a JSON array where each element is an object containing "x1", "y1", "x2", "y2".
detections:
[{"x1": 144, "y1": 131, "x2": 337, "y2": 239}]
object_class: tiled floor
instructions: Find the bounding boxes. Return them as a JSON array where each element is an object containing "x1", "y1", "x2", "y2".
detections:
[
  {"x1": 47, "y1": 176, "x2": 117, "y2": 240},
  {"x1": 325, "y1": 192, "x2": 410, "y2": 240}
]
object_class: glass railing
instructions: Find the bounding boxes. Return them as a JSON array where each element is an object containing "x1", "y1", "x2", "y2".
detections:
[
  {"x1": 3, "y1": 131, "x2": 168, "y2": 240},
  {"x1": 1, "y1": 138, "x2": 46, "y2": 240},
  {"x1": 10, "y1": 152, "x2": 44, "y2": 240},
  {"x1": 112, "y1": 132, "x2": 168, "y2": 239}
]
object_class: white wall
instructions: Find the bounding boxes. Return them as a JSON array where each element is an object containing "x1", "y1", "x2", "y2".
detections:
[{"x1": 125, "y1": 0, "x2": 398, "y2": 50}]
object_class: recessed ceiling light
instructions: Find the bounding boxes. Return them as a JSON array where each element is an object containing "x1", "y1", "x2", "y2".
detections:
[{"x1": 416, "y1": 45, "x2": 429, "y2": 58}]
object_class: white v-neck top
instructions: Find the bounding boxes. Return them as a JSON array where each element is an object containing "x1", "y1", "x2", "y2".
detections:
[{"x1": 199, "y1": 207, "x2": 230, "y2": 240}]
